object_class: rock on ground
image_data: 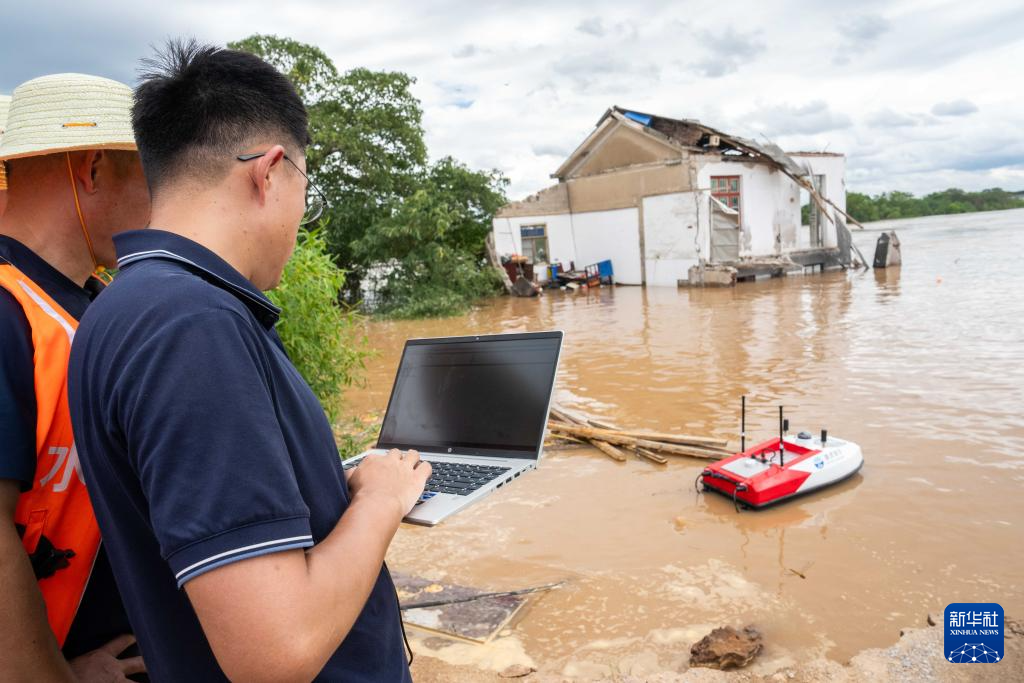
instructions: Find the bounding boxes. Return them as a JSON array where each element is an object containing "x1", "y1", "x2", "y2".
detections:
[{"x1": 689, "y1": 626, "x2": 764, "y2": 670}]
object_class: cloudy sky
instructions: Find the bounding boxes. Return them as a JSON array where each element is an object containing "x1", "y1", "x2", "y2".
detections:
[{"x1": 4, "y1": 0, "x2": 1022, "y2": 199}]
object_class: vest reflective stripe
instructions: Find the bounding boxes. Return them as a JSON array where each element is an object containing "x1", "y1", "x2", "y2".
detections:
[{"x1": 0, "y1": 263, "x2": 100, "y2": 647}]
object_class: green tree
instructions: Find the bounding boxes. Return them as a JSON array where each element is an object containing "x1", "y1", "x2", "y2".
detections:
[
  {"x1": 313, "y1": 68, "x2": 427, "y2": 293},
  {"x1": 229, "y1": 35, "x2": 427, "y2": 297},
  {"x1": 845, "y1": 187, "x2": 1024, "y2": 222},
  {"x1": 846, "y1": 192, "x2": 879, "y2": 222},
  {"x1": 228, "y1": 35, "x2": 338, "y2": 103}
]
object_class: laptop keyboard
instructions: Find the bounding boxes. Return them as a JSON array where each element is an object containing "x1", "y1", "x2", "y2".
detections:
[
  {"x1": 342, "y1": 458, "x2": 511, "y2": 497},
  {"x1": 424, "y1": 461, "x2": 511, "y2": 496}
]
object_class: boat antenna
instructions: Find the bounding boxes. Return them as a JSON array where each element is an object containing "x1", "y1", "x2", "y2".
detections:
[
  {"x1": 741, "y1": 395, "x2": 746, "y2": 452},
  {"x1": 779, "y1": 405, "x2": 785, "y2": 466}
]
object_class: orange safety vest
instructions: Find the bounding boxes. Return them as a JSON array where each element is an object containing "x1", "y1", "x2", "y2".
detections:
[{"x1": 0, "y1": 259, "x2": 100, "y2": 647}]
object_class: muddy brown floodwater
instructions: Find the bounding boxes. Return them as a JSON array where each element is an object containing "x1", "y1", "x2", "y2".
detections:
[{"x1": 345, "y1": 208, "x2": 1024, "y2": 679}]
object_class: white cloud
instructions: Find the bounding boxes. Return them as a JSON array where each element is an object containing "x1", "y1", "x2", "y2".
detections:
[
  {"x1": 833, "y1": 13, "x2": 890, "y2": 65},
  {"x1": 746, "y1": 101, "x2": 853, "y2": 136},
  {"x1": 691, "y1": 27, "x2": 765, "y2": 78},
  {"x1": 932, "y1": 99, "x2": 979, "y2": 116},
  {"x1": 2, "y1": 0, "x2": 1022, "y2": 198},
  {"x1": 452, "y1": 44, "x2": 480, "y2": 59},
  {"x1": 866, "y1": 109, "x2": 921, "y2": 128},
  {"x1": 576, "y1": 17, "x2": 605, "y2": 37}
]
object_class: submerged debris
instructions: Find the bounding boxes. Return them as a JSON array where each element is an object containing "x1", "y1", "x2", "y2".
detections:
[
  {"x1": 547, "y1": 404, "x2": 730, "y2": 465},
  {"x1": 689, "y1": 625, "x2": 764, "y2": 670}
]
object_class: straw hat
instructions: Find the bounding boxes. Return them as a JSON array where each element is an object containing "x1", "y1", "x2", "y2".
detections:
[
  {"x1": 0, "y1": 94, "x2": 10, "y2": 189},
  {"x1": 0, "y1": 94, "x2": 10, "y2": 134},
  {"x1": 0, "y1": 73, "x2": 135, "y2": 163}
]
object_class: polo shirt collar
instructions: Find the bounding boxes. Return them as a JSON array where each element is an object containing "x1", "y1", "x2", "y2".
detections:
[{"x1": 114, "y1": 229, "x2": 281, "y2": 328}]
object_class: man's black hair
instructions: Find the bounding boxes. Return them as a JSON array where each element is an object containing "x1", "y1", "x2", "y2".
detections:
[{"x1": 133, "y1": 39, "x2": 310, "y2": 194}]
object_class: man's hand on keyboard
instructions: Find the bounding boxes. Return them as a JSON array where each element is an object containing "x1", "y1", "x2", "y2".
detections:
[{"x1": 347, "y1": 449, "x2": 432, "y2": 518}]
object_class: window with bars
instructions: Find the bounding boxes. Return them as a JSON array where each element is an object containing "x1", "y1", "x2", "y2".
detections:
[{"x1": 711, "y1": 176, "x2": 742, "y2": 218}]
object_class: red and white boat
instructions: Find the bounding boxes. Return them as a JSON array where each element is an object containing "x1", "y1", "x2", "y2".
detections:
[{"x1": 698, "y1": 401, "x2": 864, "y2": 510}]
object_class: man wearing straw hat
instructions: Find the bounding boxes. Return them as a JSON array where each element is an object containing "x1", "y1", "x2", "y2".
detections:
[{"x1": 0, "y1": 74, "x2": 150, "y2": 680}]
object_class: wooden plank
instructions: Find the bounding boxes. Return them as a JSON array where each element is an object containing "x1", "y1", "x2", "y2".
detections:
[
  {"x1": 620, "y1": 430, "x2": 729, "y2": 449},
  {"x1": 591, "y1": 439, "x2": 628, "y2": 462},
  {"x1": 548, "y1": 424, "x2": 728, "y2": 457},
  {"x1": 634, "y1": 439, "x2": 725, "y2": 460},
  {"x1": 549, "y1": 406, "x2": 585, "y2": 425},
  {"x1": 636, "y1": 448, "x2": 668, "y2": 465}
]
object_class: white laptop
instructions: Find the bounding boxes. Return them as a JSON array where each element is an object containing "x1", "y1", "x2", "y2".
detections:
[{"x1": 343, "y1": 331, "x2": 563, "y2": 526}]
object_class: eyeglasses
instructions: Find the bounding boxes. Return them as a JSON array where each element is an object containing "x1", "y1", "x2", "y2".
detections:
[{"x1": 237, "y1": 151, "x2": 328, "y2": 226}]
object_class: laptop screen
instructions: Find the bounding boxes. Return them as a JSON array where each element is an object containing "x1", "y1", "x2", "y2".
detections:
[{"x1": 376, "y1": 332, "x2": 562, "y2": 459}]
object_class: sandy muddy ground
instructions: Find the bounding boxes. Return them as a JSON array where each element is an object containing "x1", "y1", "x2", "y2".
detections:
[{"x1": 408, "y1": 616, "x2": 1023, "y2": 681}]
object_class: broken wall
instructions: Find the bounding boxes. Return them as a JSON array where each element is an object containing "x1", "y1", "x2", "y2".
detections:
[
  {"x1": 496, "y1": 182, "x2": 570, "y2": 218},
  {"x1": 789, "y1": 153, "x2": 847, "y2": 248}
]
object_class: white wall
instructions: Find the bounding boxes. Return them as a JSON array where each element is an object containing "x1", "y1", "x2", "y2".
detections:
[
  {"x1": 791, "y1": 155, "x2": 846, "y2": 214},
  {"x1": 492, "y1": 209, "x2": 643, "y2": 284},
  {"x1": 642, "y1": 191, "x2": 701, "y2": 286},
  {"x1": 493, "y1": 214, "x2": 576, "y2": 266},
  {"x1": 572, "y1": 208, "x2": 643, "y2": 285}
]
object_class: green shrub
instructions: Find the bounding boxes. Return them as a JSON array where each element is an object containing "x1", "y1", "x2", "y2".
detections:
[{"x1": 267, "y1": 227, "x2": 370, "y2": 425}]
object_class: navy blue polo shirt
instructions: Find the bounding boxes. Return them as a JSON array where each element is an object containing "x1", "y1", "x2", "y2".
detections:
[
  {"x1": 0, "y1": 234, "x2": 133, "y2": 660},
  {"x1": 67, "y1": 229, "x2": 411, "y2": 682}
]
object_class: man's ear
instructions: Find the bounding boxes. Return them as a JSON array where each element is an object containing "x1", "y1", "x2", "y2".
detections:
[
  {"x1": 247, "y1": 145, "x2": 287, "y2": 206},
  {"x1": 71, "y1": 150, "x2": 103, "y2": 194}
]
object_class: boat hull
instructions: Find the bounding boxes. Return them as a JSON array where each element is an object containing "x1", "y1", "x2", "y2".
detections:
[{"x1": 700, "y1": 434, "x2": 863, "y2": 509}]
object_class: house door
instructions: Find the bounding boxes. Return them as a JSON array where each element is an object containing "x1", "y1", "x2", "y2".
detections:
[
  {"x1": 710, "y1": 176, "x2": 741, "y2": 262},
  {"x1": 710, "y1": 197, "x2": 740, "y2": 262}
]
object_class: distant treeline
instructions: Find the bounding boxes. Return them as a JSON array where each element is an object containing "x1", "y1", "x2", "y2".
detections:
[{"x1": 845, "y1": 188, "x2": 1024, "y2": 222}]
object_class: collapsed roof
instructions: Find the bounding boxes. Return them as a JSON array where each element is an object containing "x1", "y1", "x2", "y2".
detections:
[
  {"x1": 584, "y1": 106, "x2": 861, "y2": 229},
  {"x1": 555, "y1": 106, "x2": 812, "y2": 180}
]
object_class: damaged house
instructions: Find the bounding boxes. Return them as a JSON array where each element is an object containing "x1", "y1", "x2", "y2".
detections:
[{"x1": 492, "y1": 107, "x2": 861, "y2": 286}]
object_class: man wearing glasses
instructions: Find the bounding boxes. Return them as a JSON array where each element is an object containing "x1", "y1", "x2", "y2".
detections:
[{"x1": 66, "y1": 41, "x2": 429, "y2": 682}]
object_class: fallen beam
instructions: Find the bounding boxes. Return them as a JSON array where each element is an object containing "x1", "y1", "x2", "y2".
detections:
[
  {"x1": 591, "y1": 439, "x2": 628, "y2": 462},
  {"x1": 548, "y1": 424, "x2": 726, "y2": 461},
  {"x1": 549, "y1": 423, "x2": 728, "y2": 453},
  {"x1": 622, "y1": 430, "x2": 729, "y2": 449}
]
